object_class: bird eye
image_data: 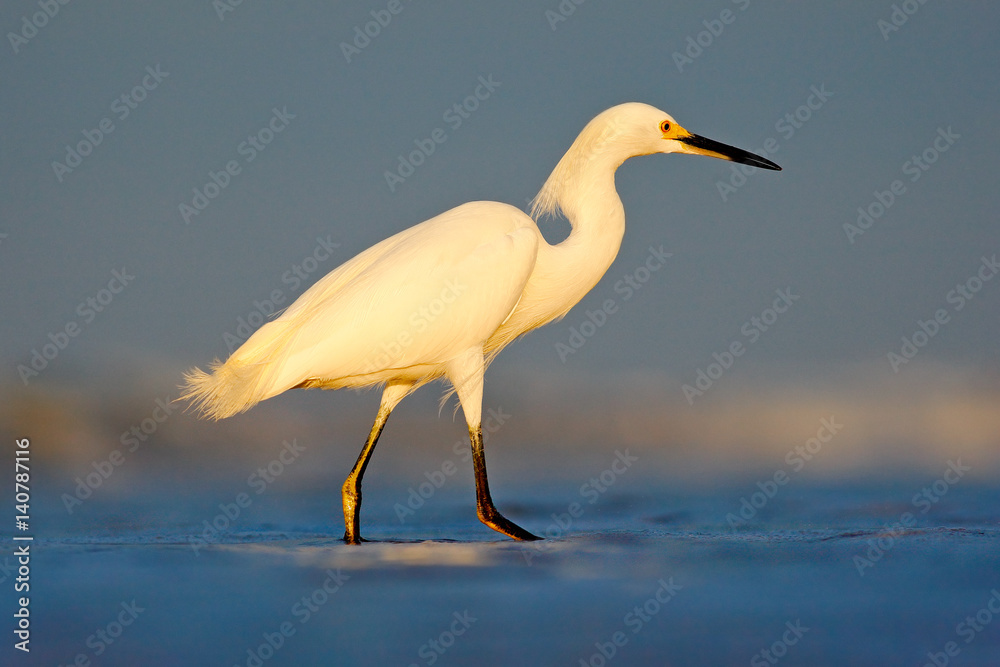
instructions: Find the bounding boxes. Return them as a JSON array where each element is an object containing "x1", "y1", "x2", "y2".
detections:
[{"x1": 660, "y1": 120, "x2": 671, "y2": 133}]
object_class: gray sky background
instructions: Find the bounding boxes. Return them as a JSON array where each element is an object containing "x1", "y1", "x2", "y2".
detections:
[{"x1": 2, "y1": 1, "x2": 998, "y2": 472}]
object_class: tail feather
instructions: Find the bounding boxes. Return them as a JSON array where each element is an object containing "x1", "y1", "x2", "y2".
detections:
[
  {"x1": 180, "y1": 359, "x2": 270, "y2": 420},
  {"x1": 181, "y1": 318, "x2": 303, "y2": 419}
]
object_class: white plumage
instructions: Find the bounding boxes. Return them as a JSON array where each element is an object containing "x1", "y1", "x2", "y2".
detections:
[{"x1": 181, "y1": 102, "x2": 780, "y2": 543}]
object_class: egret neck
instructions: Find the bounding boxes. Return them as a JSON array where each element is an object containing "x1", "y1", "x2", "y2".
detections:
[{"x1": 527, "y1": 136, "x2": 631, "y2": 328}]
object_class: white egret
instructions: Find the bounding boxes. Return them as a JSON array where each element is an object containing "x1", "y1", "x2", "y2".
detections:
[{"x1": 182, "y1": 102, "x2": 780, "y2": 544}]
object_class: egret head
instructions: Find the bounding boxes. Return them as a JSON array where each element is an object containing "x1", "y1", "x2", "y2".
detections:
[
  {"x1": 611, "y1": 102, "x2": 781, "y2": 170},
  {"x1": 531, "y1": 102, "x2": 779, "y2": 220}
]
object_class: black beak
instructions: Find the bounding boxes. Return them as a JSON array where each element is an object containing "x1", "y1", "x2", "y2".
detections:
[{"x1": 678, "y1": 134, "x2": 781, "y2": 171}]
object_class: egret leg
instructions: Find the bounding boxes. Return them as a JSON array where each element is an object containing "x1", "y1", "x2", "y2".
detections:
[
  {"x1": 469, "y1": 424, "x2": 541, "y2": 541},
  {"x1": 448, "y1": 350, "x2": 539, "y2": 540},
  {"x1": 342, "y1": 383, "x2": 410, "y2": 544}
]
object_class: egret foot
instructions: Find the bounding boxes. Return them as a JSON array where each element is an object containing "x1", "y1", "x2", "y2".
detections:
[
  {"x1": 340, "y1": 386, "x2": 409, "y2": 546},
  {"x1": 468, "y1": 424, "x2": 541, "y2": 541},
  {"x1": 342, "y1": 476, "x2": 368, "y2": 544},
  {"x1": 477, "y1": 505, "x2": 542, "y2": 541},
  {"x1": 342, "y1": 482, "x2": 366, "y2": 545}
]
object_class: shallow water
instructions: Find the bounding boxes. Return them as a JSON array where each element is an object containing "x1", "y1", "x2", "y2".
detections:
[{"x1": 7, "y1": 476, "x2": 1000, "y2": 666}]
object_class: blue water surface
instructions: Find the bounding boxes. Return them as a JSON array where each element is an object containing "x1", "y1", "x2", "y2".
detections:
[{"x1": 4, "y1": 469, "x2": 999, "y2": 666}]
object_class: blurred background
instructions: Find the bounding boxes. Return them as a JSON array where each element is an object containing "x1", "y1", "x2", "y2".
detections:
[
  {"x1": 3, "y1": 2, "x2": 1000, "y2": 665},
  {"x1": 1, "y1": 0, "x2": 997, "y2": 486}
]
